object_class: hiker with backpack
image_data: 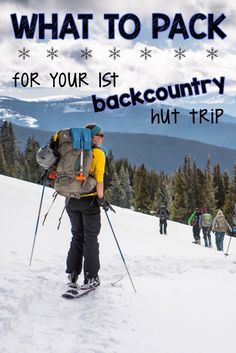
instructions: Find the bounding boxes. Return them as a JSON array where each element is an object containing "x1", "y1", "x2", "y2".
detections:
[
  {"x1": 157, "y1": 204, "x2": 169, "y2": 235},
  {"x1": 37, "y1": 123, "x2": 111, "y2": 295},
  {"x1": 212, "y1": 210, "x2": 231, "y2": 251},
  {"x1": 200, "y1": 208, "x2": 213, "y2": 247},
  {"x1": 64, "y1": 124, "x2": 109, "y2": 291},
  {"x1": 188, "y1": 208, "x2": 202, "y2": 244}
]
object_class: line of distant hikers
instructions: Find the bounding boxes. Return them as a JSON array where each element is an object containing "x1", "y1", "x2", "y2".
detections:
[
  {"x1": 188, "y1": 208, "x2": 232, "y2": 251},
  {"x1": 158, "y1": 205, "x2": 235, "y2": 252}
]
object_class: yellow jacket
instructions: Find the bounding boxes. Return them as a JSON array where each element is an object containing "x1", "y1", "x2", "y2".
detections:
[
  {"x1": 89, "y1": 147, "x2": 106, "y2": 183},
  {"x1": 82, "y1": 147, "x2": 106, "y2": 197}
]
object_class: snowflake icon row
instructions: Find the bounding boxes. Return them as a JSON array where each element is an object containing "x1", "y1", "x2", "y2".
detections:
[{"x1": 18, "y1": 46, "x2": 219, "y2": 61}]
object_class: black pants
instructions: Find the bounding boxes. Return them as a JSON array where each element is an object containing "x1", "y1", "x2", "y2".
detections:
[
  {"x1": 193, "y1": 226, "x2": 201, "y2": 242},
  {"x1": 202, "y1": 227, "x2": 212, "y2": 247},
  {"x1": 66, "y1": 196, "x2": 101, "y2": 279},
  {"x1": 160, "y1": 219, "x2": 167, "y2": 234}
]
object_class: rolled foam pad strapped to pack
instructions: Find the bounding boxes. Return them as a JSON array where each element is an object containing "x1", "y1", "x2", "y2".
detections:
[{"x1": 70, "y1": 128, "x2": 92, "y2": 150}]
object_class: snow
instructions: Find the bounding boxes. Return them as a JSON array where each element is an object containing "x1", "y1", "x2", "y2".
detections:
[
  {"x1": 0, "y1": 108, "x2": 38, "y2": 128},
  {"x1": 0, "y1": 97, "x2": 15, "y2": 101},
  {"x1": 1, "y1": 174, "x2": 236, "y2": 353},
  {"x1": 21, "y1": 96, "x2": 80, "y2": 102}
]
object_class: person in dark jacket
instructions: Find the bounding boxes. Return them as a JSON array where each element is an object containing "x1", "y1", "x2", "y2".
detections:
[
  {"x1": 157, "y1": 204, "x2": 169, "y2": 235},
  {"x1": 188, "y1": 208, "x2": 202, "y2": 244}
]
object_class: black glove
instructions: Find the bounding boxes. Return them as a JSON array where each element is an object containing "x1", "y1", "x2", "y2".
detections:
[{"x1": 97, "y1": 198, "x2": 115, "y2": 212}]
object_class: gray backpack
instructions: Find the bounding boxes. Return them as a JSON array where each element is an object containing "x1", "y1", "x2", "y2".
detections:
[
  {"x1": 37, "y1": 127, "x2": 97, "y2": 198},
  {"x1": 37, "y1": 128, "x2": 97, "y2": 229},
  {"x1": 214, "y1": 215, "x2": 227, "y2": 232},
  {"x1": 54, "y1": 128, "x2": 97, "y2": 198}
]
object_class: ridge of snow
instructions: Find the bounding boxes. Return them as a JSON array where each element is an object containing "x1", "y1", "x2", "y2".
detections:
[
  {"x1": 0, "y1": 108, "x2": 38, "y2": 128},
  {"x1": 21, "y1": 95, "x2": 81, "y2": 102}
]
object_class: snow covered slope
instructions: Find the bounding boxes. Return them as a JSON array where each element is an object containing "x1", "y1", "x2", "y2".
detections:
[{"x1": 1, "y1": 175, "x2": 236, "y2": 353}]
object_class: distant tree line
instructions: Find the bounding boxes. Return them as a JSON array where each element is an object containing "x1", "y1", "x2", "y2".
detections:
[
  {"x1": 105, "y1": 153, "x2": 236, "y2": 223},
  {"x1": 0, "y1": 121, "x2": 43, "y2": 183},
  {"x1": 1, "y1": 121, "x2": 236, "y2": 224}
]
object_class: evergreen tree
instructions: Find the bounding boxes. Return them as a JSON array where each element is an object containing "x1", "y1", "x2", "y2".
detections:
[
  {"x1": 118, "y1": 166, "x2": 132, "y2": 208},
  {"x1": 222, "y1": 170, "x2": 230, "y2": 200},
  {"x1": 123, "y1": 158, "x2": 135, "y2": 187},
  {"x1": 152, "y1": 172, "x2": 171, "y2": 214},
  {"x1": 170, "y1": 168, "x2": 187, "y2": 223},
  {"x1": 148, "y1": 169, "x2": 159, "y2": 212},
  {"x1": 21, "y1": 157, "x2": 30, "y2": 181},
  {"x1": 104, "y1": 150, "x2": 114, "y2": 190},
  {"x1": 192, "y1": 162, "x2": 204, "y2": 209},
  {"x1": 132, "y1": 164, "x2": 151, "y2": 213},
  {"x1": 106, "y1": 168, "x2": 126, "y2": 207},
  {"x1": 202, "y1": 158, "x2": 217, "y2": 214},
  {"x1": 213, "y1": 162, "x2": 225, "y2": 209},
  {"x1": 160, "y1": 172, "x2": 171, "y2": 205},
  {"x1": 182, "y1": 155, "x2": 195, "y2": 213},
  {"x1": 223, "y1": 165, "x2": 236, "y2": 222},
  {"x1": 105, "y1": 159, "x2": 116, "y2": 202},
  {"x1": 0, "y1": 121, "x2": 21, "y2": 177},
  {"x1": 24, "y1": 137, "x2": 43, "y2": 183},
  {"x1": 0, "y1": 143, "x2": 8, "y2": 175}
]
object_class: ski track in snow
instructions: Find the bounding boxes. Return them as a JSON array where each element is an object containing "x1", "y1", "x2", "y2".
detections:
[
  {"x1": 2, "y1": 248, "x2": 236, "y2": 353},
  {"x1": 1, "y1": 175, "x2": 236, "y2": 353},
  {"x1": 0, "y1": 259, "x2": 123, "y2": 353}
]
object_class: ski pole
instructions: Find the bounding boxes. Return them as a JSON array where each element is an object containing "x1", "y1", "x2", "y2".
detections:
[
  {"x1": 224, "y1": 236, "x2": 232, "y2": 258},
  {"x1": 104, "y1": 210, "x2": 137, "y2": 293},
  {"x1": 29, "y1": 181, "x2": 46, "y2": 266}
]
